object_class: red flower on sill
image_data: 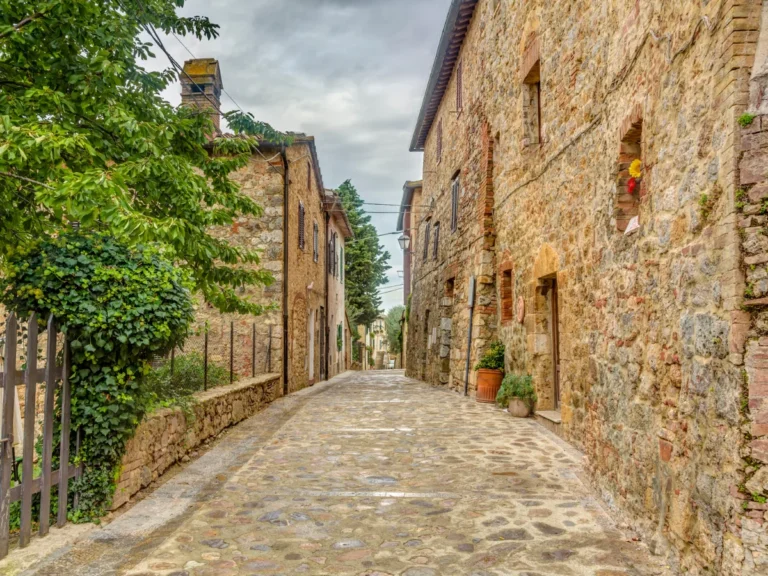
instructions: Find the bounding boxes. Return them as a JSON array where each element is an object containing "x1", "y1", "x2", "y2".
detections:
[{"x1": 628, "y1": 177, "x2": 638, "y2": 196}]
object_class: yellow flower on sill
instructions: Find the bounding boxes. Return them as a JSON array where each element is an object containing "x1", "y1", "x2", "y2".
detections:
[{"x1": 629, "y1": 159, "x2": 643, "y2": 179}]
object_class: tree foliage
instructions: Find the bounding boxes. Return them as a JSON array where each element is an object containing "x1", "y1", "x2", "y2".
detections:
[
  {"x1": 0, "y1": 232, "x2": 194, "y2": 519},
  {"x1": 0, "y1": 0, "x2": 286, "y2": 314},
  {"x1": 337, "y1": 180, "x2": 390, "y2": 327},
  {"x1": 385, "y1": 305, "x2": 405, "y2": 355}
]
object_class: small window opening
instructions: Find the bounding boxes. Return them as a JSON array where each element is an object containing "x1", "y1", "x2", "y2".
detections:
[
  {"x1": 445, "y1": 277, "x2": 455, "y2": 299},
  {"x1": 616, "y1": 119, "x2": 643, "y2": 233},
  {"x1": 501, "y1": 269, "x2": 514, "y2": 322},
  {"x1": 523, "y1": 60, "x2": 541, "y2": 147}
]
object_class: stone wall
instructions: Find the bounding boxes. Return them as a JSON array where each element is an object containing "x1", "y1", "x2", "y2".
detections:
[
  {"x1": 406, "y1": 0, "x2": 763, "y2": 573},
  {"x1": 735, "y1": 112, "x2": 768, "y2": 572},
  {"x1": 112, "y1": 374, "x2": 280, "y2": 510},
  {"x1": 194, "y1": 150, "x2": 285, "y2": 383},
  {"x1": 285, "y1": 140, "x2": 327, "y2": 392}
]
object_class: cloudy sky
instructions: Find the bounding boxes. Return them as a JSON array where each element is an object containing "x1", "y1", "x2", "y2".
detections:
[{"x1": 146, "y1": 0, "x2": 450, "y2": 312}]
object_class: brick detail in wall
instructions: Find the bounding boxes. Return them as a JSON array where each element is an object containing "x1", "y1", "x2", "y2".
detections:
[
  {"x1": 479, "y1": 122, "x2": 495, "y2": 241},
  {"x1": 521, "y1": 33, "x2": 540, "y2": 83},
  {"x1": 740, "y1": 115, "x2": 768, "y2": 443},
  {"x1": 499, "y1": 259, "x2": 514, "y2": 324}
]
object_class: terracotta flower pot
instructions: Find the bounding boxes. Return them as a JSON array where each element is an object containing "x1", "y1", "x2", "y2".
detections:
[
  {"x1": 507, "y1": 398, "x2": 531, "y2": 418},
  {"x1": 476, "y1": 369, "x2": 503, "y2": 403}
]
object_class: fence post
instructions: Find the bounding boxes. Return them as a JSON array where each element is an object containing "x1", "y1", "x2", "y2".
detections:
[
  {"x1": 39, "y1": 316, "x2": 57, "y2": 536},
  {"x1": 230, "y1": 321, "x2": 234, "y2": 385},
  {"x1": 252, "y1": 323, "x2": 256, "y2": 378},
  {"x1": 0, "y1": 313, "x2": 18, "y2": 558},
  {"x1": 204, "y1": 331, "x2": 209, "y2": 392},
  {"x1": 267, "y1": 325, "x2": 272, "y2": 373},
  {"x1": 56, "y1": 338, "x2": 71, "y2": 528},
  {"x1": 19, "y1": 313, "x2": 38, "y2": 548}
]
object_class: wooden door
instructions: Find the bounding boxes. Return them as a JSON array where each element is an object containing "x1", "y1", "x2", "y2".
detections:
[{"x1": 551, "y1": 279, "x2": 561, "y2": 409}]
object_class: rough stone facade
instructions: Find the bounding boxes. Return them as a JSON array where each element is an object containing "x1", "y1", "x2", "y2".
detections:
[
  {"x1": 112, "y1": 373, "x2": 280, "y2": 510},
  {"x1": 325, "y1": 191, "x2": 353, "y2": 379},
  {"x1": 182, "y1": 60, "x2": 331, "y2": 395},
  {"x1": 404, "y1": 1, "x2": 768, "y2": 573}
]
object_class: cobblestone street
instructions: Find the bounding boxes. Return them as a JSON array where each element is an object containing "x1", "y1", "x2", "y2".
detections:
[{"x1": 20, "y1": 371, "x2": 668, "y2": 576}]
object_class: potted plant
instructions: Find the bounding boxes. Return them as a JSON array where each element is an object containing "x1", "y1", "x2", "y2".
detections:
[
  {"x1": 474, "y1": 341, "x2": 505, "y2": 403},
  {"x1": 496, "y1": 373, "x2": 537, "y2": 417}
]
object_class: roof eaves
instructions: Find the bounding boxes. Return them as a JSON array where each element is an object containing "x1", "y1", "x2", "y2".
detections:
[
  {"x1": 397, "y1": 180, "x2": 423, "y2": 232},
  {"x1": 409, "y1": 0, "x2": 479, "y2": 152}
]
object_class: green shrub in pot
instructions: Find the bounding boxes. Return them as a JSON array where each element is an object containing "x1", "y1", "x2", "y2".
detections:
[{"x1": 496, "y1": 373, "x2": 537, "y2": 409}]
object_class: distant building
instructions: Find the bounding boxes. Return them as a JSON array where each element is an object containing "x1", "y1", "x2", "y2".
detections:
[
  {"x1": 324, "y1": 190, "x2": 354, "y2": 378},
  {"x1": 181, "y1": 58, "x2": 335, "y2": 393}
]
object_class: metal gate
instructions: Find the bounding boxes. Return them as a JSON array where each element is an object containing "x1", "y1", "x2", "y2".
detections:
[{"x1": 0, "y1": 313, "x2": 80, "y2": 559}]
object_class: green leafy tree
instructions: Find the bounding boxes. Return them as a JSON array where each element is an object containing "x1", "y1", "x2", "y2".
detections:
[
  {"x1": 0, "y1": 232, "x2": 194, "y2": 519},
  {"x1": 385, "y1": 305, "x2": 405, "y2": 355},
  {"x1": 0, "y1": 0, "x2": 286, "y2": 314},
  {"x1": 337, "y1": 180, "x2": 390, "y2": 326}
]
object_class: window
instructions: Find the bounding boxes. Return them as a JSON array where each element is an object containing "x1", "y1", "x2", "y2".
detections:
[
  {"x1": 307, "y1": 162, "x2": 312, "y2": 191},
  {"x1": 616, "y1": 113, "x2": 643, "y2": 233},
  {"x1": 313, "y1": 222, "x2": 319, "y2": 262},
  {"x1": 423, "y1": 221, "x2": 431, "y2": 260},
  {"x1": 436, "y1": 119, "x2": 443, "y2": 163},
  {"x1": 451, "y1": 174, "x2": 460, "y2": 232},
  {"x1": 523, "y1": 60, "x2": 541, "y2": 147},
  {"x1": 330, "y1": 232, "x2": 337, "y2": 277},
  {"x1": 340, "y1": 247, "x2": 344, "y2": 283},
  {"x1": 298, "y1": 201, "x2": 306, "y2": 250},
  {"x1": 432, "y1": 222, "x2": 440, "y2": 260},
  {"x1": 501, "y1": 268, "x2": 513, "y2": 322},
  {"x1": 456, "y1": 61, "x2": 463, "y2": 112},
  {"x1": 445, "y1": 277, "x2": 455, "y2": 298}
]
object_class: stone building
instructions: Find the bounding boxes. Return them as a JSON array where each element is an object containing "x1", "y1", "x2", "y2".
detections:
[
  {"x1": 397, "y1": 180, "x2": 424, "y2": 306},
  {"x1": 402, "y1": 1, "x2": 768, "y2": 573},
  {"x1": 182, "y1": 58, "x2": 328, "y2": 395},
  {"x1": 324, "y1": 190, "x2": 354, "y2": 378}
]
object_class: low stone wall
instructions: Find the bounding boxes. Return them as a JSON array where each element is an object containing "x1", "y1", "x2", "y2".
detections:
[{"x1": 112, "y1": 374, "x2": 281, "y2": 510}]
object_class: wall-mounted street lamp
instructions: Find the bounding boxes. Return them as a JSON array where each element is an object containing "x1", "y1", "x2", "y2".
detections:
[{"x1": 398, "y1": 234, "x2": 411, "y2": 251}]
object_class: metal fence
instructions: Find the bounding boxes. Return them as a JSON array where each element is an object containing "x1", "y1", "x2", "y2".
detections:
[
  {"x1": 0, "y1": 313, "x2": 80, "y2": 560},
  {"x1": 157, "y1": 319, "x2": 277, "y2": 390}
]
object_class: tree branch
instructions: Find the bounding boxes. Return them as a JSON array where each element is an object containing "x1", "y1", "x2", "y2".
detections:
[
  {"x1": 0, "y1": 171, "x2": 54, "y2": 190},
  {"x1": 0, "y1": 12, "x2": 45, "y2": 39}
]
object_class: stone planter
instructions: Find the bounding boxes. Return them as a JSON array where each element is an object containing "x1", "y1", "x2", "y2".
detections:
[
  {"x1": 507, "y1": 398, "x2": 531, "y2": 418},
  {"x1": 476, "y1": 369, "x2": 503, "y2": 403}
]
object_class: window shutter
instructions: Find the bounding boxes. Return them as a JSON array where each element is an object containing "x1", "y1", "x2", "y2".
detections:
[
  {"x1": 313, "y1": 222, "x2": 319, "y2": 262},
  {"x1": 451, "y1": 177, "x2": 459, "y2": 232},
  {"x1": 299, "y1": 202, "x2": 305, "y2": 250},
  {"x1": 424, "y1": 223, "x2": 430, "y2": 260},
  {"x1": 437, "y1": 120, "x2": 443, "y2": 163},
  {"x1": 433, "y1": 222, "x2": 440, "y2": 260},
  {"x1": 457, "y1": 61, "x2": 463, "y2": 111},
  {"x1": 307, "y1": 162, "x2": 312, "y2": 191},
  {"x1": 340, "y1": 247, "x2": 344, "y2": 282}
]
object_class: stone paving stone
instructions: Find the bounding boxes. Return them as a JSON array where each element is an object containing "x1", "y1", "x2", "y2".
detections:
[{"x1": 120, "y1": 371, "x2": 670, "y2": 576}]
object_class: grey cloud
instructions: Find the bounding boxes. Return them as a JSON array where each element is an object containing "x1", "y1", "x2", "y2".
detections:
[{"x1": 152, "y1": 0, "x2": 449, "y2": 310}]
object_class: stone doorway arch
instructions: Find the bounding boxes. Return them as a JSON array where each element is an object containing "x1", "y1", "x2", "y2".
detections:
[{"x1": 530, "y1": 244, "x2": 561, "y2": 411}]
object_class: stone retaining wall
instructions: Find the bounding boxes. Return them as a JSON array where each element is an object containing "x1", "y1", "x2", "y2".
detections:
[{"x1": 112, "y1": 374, "x2": 280, "y2": 510}]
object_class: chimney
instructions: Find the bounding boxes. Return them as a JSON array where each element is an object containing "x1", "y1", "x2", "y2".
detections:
[{"x1": 180, "y1": 58, "x2": 223, "y2": 134}]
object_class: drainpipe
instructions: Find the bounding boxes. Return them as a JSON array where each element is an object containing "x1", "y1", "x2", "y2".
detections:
[
  {"x1": 464, "y1": 275, "x2": 476, "y2": 396},
  {"x1": 324, "y1": 210, "x2": 330, "y2": 381},
  {"x1": 281, "y1": 146, "x2": 289, "y2": 397}
]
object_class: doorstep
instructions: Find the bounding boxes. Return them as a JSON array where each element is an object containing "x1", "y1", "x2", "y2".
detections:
[{"x1": 535, "y1": 409, "x2": 563, "y2": 439}]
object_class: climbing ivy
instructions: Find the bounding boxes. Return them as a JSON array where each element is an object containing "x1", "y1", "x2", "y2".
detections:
[{"x1": 0, "y1": 232, "x2": 194, "y2": 520}]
